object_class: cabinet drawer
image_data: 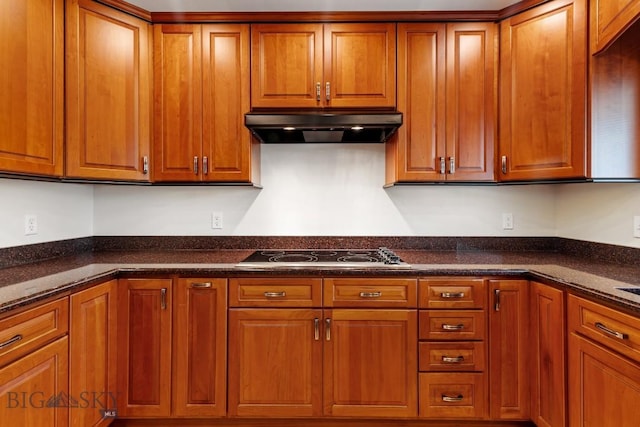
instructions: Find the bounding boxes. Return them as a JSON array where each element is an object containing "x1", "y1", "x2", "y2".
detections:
[
  {"x1": 229, "y1": 278, "x2": 321, "y2": 307},
  {"x1": 568, "y1": 294, "x2": 640, "y2": 363},
  {"x1": 324, "y1": 278, "x2": 417, "y2": 307},
  {"x1": 419, "y1": 310, "x2": 485, "y2": 340},
  {"x1": 419, "y1": 278, "x2": 486, "y2": 309},
  {"x1": 419, "y1": 342, "x2": 485, "y2": 372},
  {"x1": 419, "y1": 372, "x2": 487, "y2": 419},
  {"x1": 0, "y1": 298, "x2": 69, "y2": 367}
]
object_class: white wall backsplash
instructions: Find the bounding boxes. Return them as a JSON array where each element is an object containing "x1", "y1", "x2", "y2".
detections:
[
  {"x1": 556, "y1": 182, "x2": 640, "y2": 248},
  {"x1": 0, "y1": 178, "x2": 94, "y2": 249},
  {"x1": 94, "y1": 144, "x2": 556, "y2": 237}
]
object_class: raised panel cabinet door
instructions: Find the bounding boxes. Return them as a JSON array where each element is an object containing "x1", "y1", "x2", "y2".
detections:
[
  {"x1": 173, "y1": 278, "x2": 227, "y2": 417},
  {"x1": 591, "y1": 0, "x2": 640, "y2": 54},
  {"x1": 389, "y1": 23, "x2": 446, "y2": 183},
  {"x1": 228, "y1": 308, "x2": 323, "y2": 417},
  {"x1": 325, "y1": 23, "x2": 396, "y2": 108},
  {"x1": 499, "y1": 0, "x2": 587, "y2": 181},
  {"x1": 568, "y1": 332, "x2": 640, "y2": 427},
  {"x1": 0, "y1": 337, "x2": 68, "y2": 426},
  {"x1": 70, "y1": 280, "x2": 118, "y2": 427},
  {"x1": 202, "y1": 24, "x2": 252, "y2": 182},
  {"x1": 323, "y1": 309, "x2": 418, "y2": 418},
  {"x1": 530, "y1": 282, "x2": 566, "y2": 427},
  {"x1": 153, "y1": 24, "x2": 203, "y2": 181},
  {"x1": 117, "y1": 278, "x2": 172, "y2": 417},
  {"x1": 250, "y1": 23, "x2": 323, "y2": 108},
  {"x1": 445, "y1": 22, "x2": 497, "y2": 182},
  {"x1": 0, "y1": 0, "x2": 63, "y2": 176},
  {"x1": 488, "y1": 280, "x2": 530, "y2": 420}
]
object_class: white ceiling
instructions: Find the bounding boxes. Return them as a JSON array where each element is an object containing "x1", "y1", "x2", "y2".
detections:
[{"x1": 126, "y1": 0, "x2": 521, "y2": 12}]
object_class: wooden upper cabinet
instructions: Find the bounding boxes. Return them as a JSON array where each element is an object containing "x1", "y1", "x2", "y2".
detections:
[
  {"x1": 154, "y1": 24, "x2": 254, "y2": 183},
  {"x1": 66, "y1": 0, "x2": 152, "y2": 181},
  {"x1": 0, "y1": 0, "x2": 63, "y2": 177},
  {"x1": 251, "y1": 23, "x2": 396, "y2": 109},
  {"x1": 387, "y1": 22, "x2": 495, "y2": 184},
  {"x1": 590, "y1": 0, "x2": 640, "y2": 54},
  {"x1": 499, "y1": 0, "x2": 587, "y2": 181}
]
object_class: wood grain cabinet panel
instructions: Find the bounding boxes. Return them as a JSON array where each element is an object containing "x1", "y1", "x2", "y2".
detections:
[
  {"x1": 65, "y1": 0, "x2": 152, "y2": 181},
  {"x1": 0, "y1": 0, "x2": 63, "y2": 176},
  {"x1": 499, "y1": 0, "x2": 587, "y2": 181},
  {"x1": 590, "y1": 0, "x2": 640, "y2": 54},
  {"x1": 419, "y1": 372, "x2": 488, "y2": 419}
]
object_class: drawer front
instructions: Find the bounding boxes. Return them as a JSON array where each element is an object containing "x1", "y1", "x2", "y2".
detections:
[
  {"x1": 419, "y1": 372, "x2": 488, "y2": 419},
  {"x1": 229, "y1": 278, "x2": 322, "y2": 307},
  {"x1": 0, "y1": 298, "x2": 69, "y2": 367},
  {"x1": 419, "y1": 342, "x2": 485, "y2": 372},
  {"x1": 419, "y1": 278, "x2": 486, "y2": 309},
  {"x1": 419, "y1": 310, "x2": 485, "y2": 341},
  {"x1": 568, "y1": 294, "x2": 640, "y2": 363},
  {"x1": 324, "y1": 278, "x2": 417, "y2": 307}
]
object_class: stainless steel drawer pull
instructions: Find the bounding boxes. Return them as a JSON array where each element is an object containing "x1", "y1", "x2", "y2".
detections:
[
  {"x1": 314, "y1": 318, "x2": 320, "y2": 341},
  {"x1": 325, "y1": 318, "x2": 331, "y2": 341},
  {"x1": 0, "y1": 334, "x2": 23, "y2": 349},
  {"x1": 440, "y1": 156, "x2": 446, "y2": 174},
  {"x1": 193, "y1": 156, "x2": 199, "y2": 175},
  {"x1": 501, "y1": 155, "x2": 507, "y2": 174},
  {"x1": 595, "y1": 322, "x2": 629, "y2": 340},
  {"x1": 161, "y1": 288, "x2": 167, "y2": 310},
  {"x1": 316, "y1": 82, "x2": 321, "y2": 101},
  {"x1": 142, "y1": 156, "x2": 149, "y2": 174},
  {"x1": 442, "y1": 324, "x2": 465, "y2": 331},
  {"x1": 203, "y1": 156, "x2": 209, "y2": 175},
  {"x1": 264, "y1": 291, "x2": 286, "y2": 298},
  {"x1": 191, "y1": 282, "x2": 212, "y2": 288},
  {"x1": 449, "y1": 156, "x2": 455, "y2": 174},
  {"x1": 442, "y1": 394, "x2": 464, "y2": 403},
  {"x1": 441, "y1": 292, "x2": 465, "y2": 299},
  {"x1": 359, "y1": 291, "x2": 382, "y2": 298},
  {"x1": 325, "y1": 82, "x2": 330, "y2": 101},
  {"x1": 442, "y1": 356, "x2": 465, "y2": 364},
  {"x1": 494, "y1": 289, "x2": 501, "y2": 311}
]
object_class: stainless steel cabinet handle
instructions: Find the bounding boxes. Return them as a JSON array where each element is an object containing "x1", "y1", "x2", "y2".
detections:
[
  {"x1": 191, "y1": 282, "x2": 212, "y2": 288},
  {"x1": 501, "y1": 155, "x2": 507, "y2": 174},
  {"x1": 0, "y1": 334, "x2": 23, "y2": 349},
  {"x1": 203, "y1": 156, "x2": 208, "y2": 175},
  {"x1": 325, "y1": 318, "x2": 331, "y2": 341},
  {"x1": 161, "y1": 288, "x2": 167, "y2": 310},
  {"x1": 441, "y1": 292, "x2": 465, "y2": 299},
  {"x1": 316, "y1": 82, "x2": 321, "y2": 101},
  {"x1": 359, "y1": 291, "x2": 382, "y2": 298},
  {"x1": 442, "y1": 355, "x2": 465, "y2": 364},
  {"x1": 264, "y1": 291, "x2": 286, "y2": 298},
  {"x1": 440, "y1": 157, "x2": 446, "y2": 174},
  {"x1": 494, "y1": 289, "x2": 501, "y2": 311},
  {"x1": 142, "y1": 156, "x2": 149, "y2": 174},
  {"x1": 595, "y1": 322, "x2": 629, "y2": 340},
  {"x1": 325, "y1": 82, "x2": 330, "y2": 101},
  {"x1": 193, "y1": 156, "x2": 199, "y2": 175},
  {"x1": 442, "y1": 324, "x2": 465, "y2": 331},
  {"x1": 449, "y1": 156, "x2": 455, "y2": 174},
  {"x1": 314, "y1": 318, "x2": 320, "y2": 341},
  {"x1": 442, "y1": 394, "x2": 464, "y2": 402}
]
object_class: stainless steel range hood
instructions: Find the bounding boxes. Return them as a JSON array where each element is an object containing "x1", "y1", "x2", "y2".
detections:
[{"x1": 245, "y1": 111, "x2": 402, "y2": 143}]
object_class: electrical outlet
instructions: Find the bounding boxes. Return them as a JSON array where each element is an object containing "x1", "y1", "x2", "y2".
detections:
[
  {"x1": 502, "y1": 213, "x2": 514, "y2": 230},
  {"x1": 211, "y1": 212, "x2": 223, "y2": 229},
  {"x1": 24, "y1": 215, "x2": 38, "y2": 235},
  {"x1": 634, "y1": 216, "x2": 640, "y2": 238}
]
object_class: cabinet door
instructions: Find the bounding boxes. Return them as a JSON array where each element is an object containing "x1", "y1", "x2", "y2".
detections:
[
  {"x1": 324, "y1": 23, "x2": 396, "y2": 108},
  {"x1": 324, "y1": 309, "x2": 417, "y2": 418},
  {"x1": 153, "y1": 24, "x2": 202, "y2": 181},
  {"x1": 390, "y1": 23, "x2": 446, "y2": 183},
  {"x1": 0, "y1": 337, "x2": 68, "y2": 426},
  {"x1": 117, "y1": 278, "x2": 172, "y2": 417},
  {"x1": 65, "y1": 0, "x2": 151, "y2": 181},
  {"x1": 488, "y1": 280, "x2": 530, "y2": 420},
  {"x1": 0, "y1": 0, "x2": 63, "y2": 176},
  {"x1": 530, "y1": 282, "x2": 566, "y2": 427},
  {"x1": 568, "y1": 332, "x2": 640, "y2": 427},
  {"x1": 70, "y1": 280, "x2": 118, "y2": 427},
  {"x1": 590, "y1": 0, "x2": 640, "y2": 54},
  {"x1": 202, "y1": 24, "x2": 252, "y2": 182},
  {"x1": 173, "y1": 278, "x2": 227, "y2": 417},
  {"x1": 250, "y1": 23, "x2": 323, "y2": 108},
  {"x1": 228, "y1": 308, "x2": 323, "y2": 417},
  {"x1": 445, "y1": 23, "x2": 496, "y2": 182},
  {"x1": 499, "y1": 0, "x2": 587, "y2": 181}
]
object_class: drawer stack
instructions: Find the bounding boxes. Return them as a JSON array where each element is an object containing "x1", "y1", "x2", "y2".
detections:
[{"x1": 418, "y1": 278, "x2": 488, "y2": 419}]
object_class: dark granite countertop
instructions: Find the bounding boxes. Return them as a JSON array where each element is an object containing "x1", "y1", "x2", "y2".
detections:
[{"x1": 1, "y1": 244, "x2": 640, "y2": 316}]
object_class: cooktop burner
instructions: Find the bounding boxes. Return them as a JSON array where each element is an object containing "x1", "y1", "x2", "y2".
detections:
[{"x1": 236, "y1": 247, "x2": 411, "y2": 269}]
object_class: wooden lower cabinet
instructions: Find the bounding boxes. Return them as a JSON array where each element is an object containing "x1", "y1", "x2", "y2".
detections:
[
  {"x1": 70, "y1": 280, "x2": 118, "y2": 427},
  {"x1": 419, "y1": 372, "x2": 487, "y2": 419}
]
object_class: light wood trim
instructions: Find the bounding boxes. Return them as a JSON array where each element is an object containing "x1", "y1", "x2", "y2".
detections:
[
  {"x1": 419, "y1": 310, "x2": 485, "y2": 341},
  {"x1": 590, "y1": 0, "x2": 640, "y2": 54},
  {"x1": 95, "y1": 0, "x2": 152, "y2": 21},
  {"x1": 324, "y1": 278, "x2": 417, "y2": 308},
  {"x1": 230, "y1": 277, "x2": 322, "y2": 307},
  {"x1": 419, "y1": 278, "x2": 487, "y2": 309}
]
